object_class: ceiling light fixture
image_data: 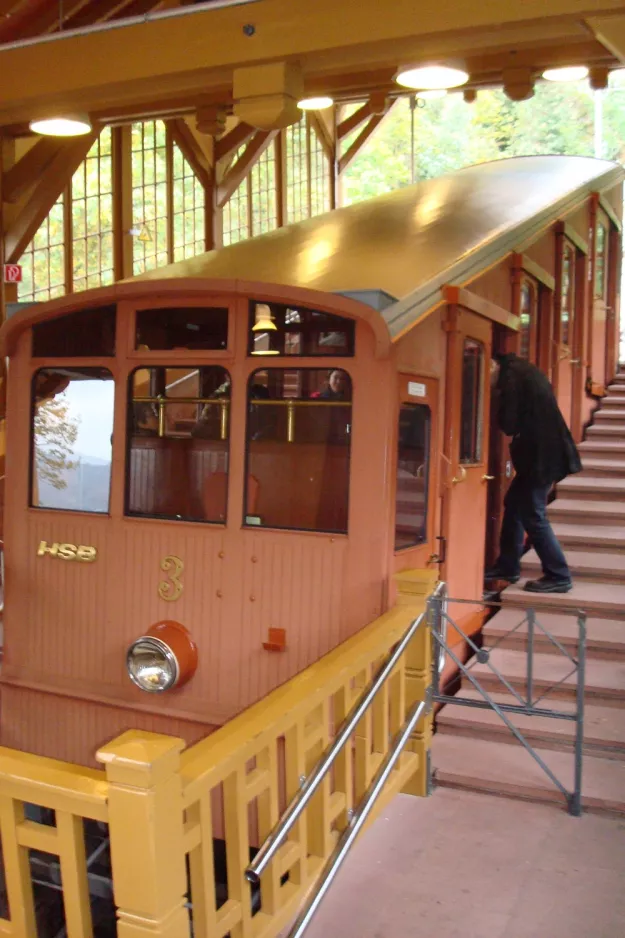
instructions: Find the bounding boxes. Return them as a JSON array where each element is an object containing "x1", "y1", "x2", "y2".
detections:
[
  {"x1": 395, "y1": 64, "x2": 468, "y2": 90},
  {"x1": 416, "y1": 89, "x2": 448, "y2": 100},
  {"x1": 297, "y1": 96, "x2": 334, "y2": 111},
  {"x1": 29, "y1": 114, "x2": 92, "y2": 136},
  {"x1": 542, "y1": 66, "x2": 589, "y2": 83}
]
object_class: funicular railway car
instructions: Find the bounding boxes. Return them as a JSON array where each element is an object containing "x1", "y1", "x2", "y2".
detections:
[{"x1": 0, "y1": 154, "x2": 622, "y2": 777}]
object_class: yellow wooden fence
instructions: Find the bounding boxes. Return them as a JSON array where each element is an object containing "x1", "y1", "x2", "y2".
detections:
[{"x1": 0, "y1": 569, "x2": 435, "y2": 938}]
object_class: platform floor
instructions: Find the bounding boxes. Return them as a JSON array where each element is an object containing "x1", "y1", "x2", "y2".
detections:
[{"x1": 297, "y1": 789, "x2": 625, "y2": 938}]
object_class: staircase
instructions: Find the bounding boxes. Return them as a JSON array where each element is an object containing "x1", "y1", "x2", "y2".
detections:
[{"x1": 434, "y1": 367, "x2": 625, "y2": 816}]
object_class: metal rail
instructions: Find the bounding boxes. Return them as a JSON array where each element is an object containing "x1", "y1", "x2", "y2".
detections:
[
  {"x1": 286, "y1": 698, "x2": 428, "y2": 938},
  {"x1": 245, "y1": 608, "x2": 428, "y2": 885}
]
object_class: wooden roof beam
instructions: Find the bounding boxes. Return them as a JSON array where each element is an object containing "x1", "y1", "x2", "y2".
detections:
[
  {"x1": 216, "y1": 130, "x2": 278, "y2": 208},
  {"x1": 587, "y1": 13, "x2": 625, "y2": 63},
  {"x1": 214, "y1": 121, "x2": 255, "y2": 163},
  {"x1": 338, "y1": 99, "x2": 395, "y2": 175},
  {"x1": 2, "y1": 137, "x2": 60, "y2": 202},
  {"x1": 169, "y1": 118, "x2": 212, "y2": 188},
  {"x1": 4, "y1": 131, "x2": 98, "y2": 262}
]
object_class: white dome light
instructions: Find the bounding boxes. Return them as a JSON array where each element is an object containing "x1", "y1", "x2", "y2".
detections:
[
  {"x1": 416, "y1": 89, "x2": 448, "y2": 100},
  {"x1": 542, "y1": 66, "x2": 589, "y2": 83},
  {"x1": 396, "y1": 64, "x2": 468, "y2": 90},
  {"x1": 298, "y1": 96, "x2": 334, "y2": 111},
  {"x1": 29, "y1": 114, "x2": 92, "y2": 137}
]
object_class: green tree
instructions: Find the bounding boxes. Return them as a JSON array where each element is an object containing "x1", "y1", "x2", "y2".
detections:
[{"x1": 34, "y1": 396, "x2": 79, "y2": 490}]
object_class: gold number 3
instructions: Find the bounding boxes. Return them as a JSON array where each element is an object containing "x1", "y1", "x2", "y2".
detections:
[{"x1": 158, "y1": 555, "x2": 184, "y2": 602}]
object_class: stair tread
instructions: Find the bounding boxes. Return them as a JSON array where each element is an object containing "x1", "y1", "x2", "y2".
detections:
[
  {"x1": 502, "y1": 579, "x2": 625, "y2": 616},
  {"x1": 551, "y1": 522, "x2": 625, "y2": 544},
  {"x1": 437, "y1": 690, "x2": 625, "y2": 749},
  {"x1": 580, "y1": 458, "x2": 625, "y2": 469},
  {"x1": 549, "y1": 498, "x2": 625, "y2": 518},
  {"x1": 578, "y1": 440, "x2": 625, "y2": 452},
  {"x1": 522, "y1": 547, "x2": 625, "y2": 576},
  {"x1": 433, "y1": 735, "x2": 625, "y2": 812},
  {"x1": 484, "y1": 607, "x2": 625, "y2": 648},
  {"x1": 586, "y1": 424, "x2": 625, "y2": 435},
  {"x1": 557, "y1": 475, "x2": 625, "y2": 493},
  {"x1": 468, "y1": 646, "x2": 625, "y2": 693}
]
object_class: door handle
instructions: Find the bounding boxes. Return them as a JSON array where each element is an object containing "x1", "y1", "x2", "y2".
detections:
[
  {"x1": 482, "y1": 474, "x2": 495, "y2": 482},
  {"x1": 451, "y1": 465, "x2": 467, "y2": 485}
]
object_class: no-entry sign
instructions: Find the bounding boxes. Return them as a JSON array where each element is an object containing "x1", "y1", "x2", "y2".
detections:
[{"x1": 3, "y1": 264, "x2": 22, "y2": 283}]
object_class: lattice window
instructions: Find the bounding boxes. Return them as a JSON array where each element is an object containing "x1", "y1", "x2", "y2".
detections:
[
  {"x1": 310, "y1": 124, "x2": 331, "y2": 217},
  {"x1": 18, "y1": 195, "x2": 66, "y2": 302},
  {"x1": 286, "y1": 116, "x2": 310, "y2": 223},
  {"x1": 132, "y1": 120, "x2": 169, "y2": 274},
  {"x1": 172, "y1": 142, "x2": 206, "y2": 261},
  {"x1": 71, "y1": 127, "x2": 114, "y2": 292},
  {"x1": 222, "y1": 147, "x2": 250, "y2": 245},
  {"x1": 250, "y1": 143, "x2": 277, "y2": 235}
]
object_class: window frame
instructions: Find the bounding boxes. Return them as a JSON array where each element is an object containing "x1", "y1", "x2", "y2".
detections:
[
  {"x1": 124, "y1": 297, "x2": 236, "y2": 362},
  {"x1": 594, "y1": 217, "x2": 609, "y2": 301},
  {"x1": 246, "y1": 299, "x2": 356, "y2": 359},
  {"x1": 124, "y1": 363, "x2": 232, "y2": 525},
  {"x1": 393, "y1": 402, "x2": 431, "y2": 552},
  {"x1": 31, "y1": 304, "x2": 118, "y2": 359},
  {"x1": 459, "y1": 338, "x2": 485, "y2": 467},
  {"x1": 518, "y1": 275, "x2": 539, "y2": 363},
  {"x1": 29, "y1": 365, "x2": 116, "y2": 516},
  {"x1": 243, "y1": 366, "x2": 353, "y2": 535},
  {"x1": 559, "y1": 238, "x2": 576, "y2": 349}
]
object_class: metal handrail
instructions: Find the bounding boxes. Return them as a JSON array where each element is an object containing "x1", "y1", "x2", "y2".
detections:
[
  {"x1": 245, "y1": 609, "x2": 427, "y2": 885},
  {"x1": 286, "y1": 698, "x2": 428, "y2": 938}
]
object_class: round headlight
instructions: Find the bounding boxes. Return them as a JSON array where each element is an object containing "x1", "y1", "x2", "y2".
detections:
[{"x1": 126, "y1": 621, "x2": 197, "y2": 693}]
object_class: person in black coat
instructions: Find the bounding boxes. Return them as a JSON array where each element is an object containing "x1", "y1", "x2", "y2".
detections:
[{"x1": 486, "y1": 353, "x2": 582, "y2": 593}]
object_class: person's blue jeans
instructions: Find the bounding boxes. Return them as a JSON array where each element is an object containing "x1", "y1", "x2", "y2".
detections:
[{"x1": 495, "y1": 475, "x2": 571, "y2": 583}]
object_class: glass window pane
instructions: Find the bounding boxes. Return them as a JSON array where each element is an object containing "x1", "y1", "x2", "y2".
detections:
[
  {"x1": 459, "y1": 339, "x2": 484, "y2": 465},
  {"x1": 32, "y1": 305, "x2": 116, "y2": 357},
  {"x1": 519, "y1": 279, "x2": 536, "y2": 361},
  {"x1": 31, "y1": 367, "x2": 114, "y2": 513},
  {"x1": 248, "y1": 301, "x2": 355, "y2": 357},
  {"x1": 595, "y1": 223, "x2": 607, "y2": 299},
  {"x1": 135, "y1": 307, "x2": 228, "y2": 351},
  {"x1": 245, "y1": 368, "x2": 351, "y2": 533},
  {"x1": 561, "y1": 243, "x2": 575, "y2": 346},
  {"x1": 126, "y1": 365, "x2": 230, "y2": 523},
  {"x1": 395, "y1": 404, "x2": 430, "y2": 550}
]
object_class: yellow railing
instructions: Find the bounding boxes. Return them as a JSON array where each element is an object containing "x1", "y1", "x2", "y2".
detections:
[{"x1": 0, "y1": 569, "x2": 436, "y2": 938}]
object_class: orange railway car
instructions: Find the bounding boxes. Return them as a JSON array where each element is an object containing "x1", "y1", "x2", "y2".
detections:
[{"x1": 0, "y1": 155, "x2": 622, "y2": 767}]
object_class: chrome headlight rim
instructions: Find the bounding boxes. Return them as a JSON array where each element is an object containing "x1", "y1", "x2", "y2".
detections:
[{"x1": 126, "y1": 635, "x2": 180, "y2": 693}]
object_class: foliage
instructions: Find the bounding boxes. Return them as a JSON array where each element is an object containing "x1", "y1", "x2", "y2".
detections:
[
  {"x1": 33, "y1": 396, "x2": 79, "y2": 490},
  {"x1": 342, "y1": 71, "x2": 625, "y2": 204}
]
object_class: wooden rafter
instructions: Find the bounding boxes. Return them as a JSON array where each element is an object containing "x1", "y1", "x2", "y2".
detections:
[
  {"x1": 214, "y1": 122, "x2": 255, "y2": 164},
  {"x1": 109, "y1": 0, "x2": 175, "y2": 19},
  {"x1": 4, "y1": 131, "x2": 98, "y2": 263},
  {"x1": 308, "y1": 112, "x2": 335, "y2": 164},
  {"x1": 169, "y1": 118, "x2": 212, "y2": 189},
  {"x1": 13, "y1": 0, "x2": 92, "y2": 39},
  {"x1": 2, "y1": 138, "x2": 60, "y2": 203},
  {"x1": 61, "y1": 0, "x2": 149, "y2": 29},
  {"x1": 336, "y1": 101, "x2": 373, "y2": 142},
  {"x1": 217, "y1": 130, "x2": 278, "y2": 209},
  {"x1": 338, "y1": 101, "x2": 395, "y2": 175}
]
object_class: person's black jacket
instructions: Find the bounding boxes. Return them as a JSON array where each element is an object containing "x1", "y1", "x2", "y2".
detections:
[{"x1": 496, "y1": 354, "x2": 582, "y2": 485}]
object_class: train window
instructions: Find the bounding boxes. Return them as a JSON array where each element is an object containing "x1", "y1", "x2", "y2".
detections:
[
  {"x1": 248, "y1": 301, "x2": 355, "y2": 357},
  {"x1": 459, "y1": 339, "x2": 484, "y2": 465},
  {"x1": 519, "y1": 278, "x2": 537, "y2": 361},
  {"x1": 594, "y1": 223, "x2": 607, "y2": 299},
  {"x1": 394, "y1": 404, "x2": 430, "y2": 550},
  {"x1": 126, "y1": 365, "x2": 230, "y2": 523},
  {"x1": 560, "y1": 241, "x2": 575, "y2": 347},
  {"x1": 245, "y1": 368, "x2": 351, "y2": 533},
  {"x1": 32, "y1": 305, "x2": 116, "y2": 357},
  {"x1": 135, "y1": 306, "x2": 229, "y2": 351},
  {"x1": 31, "y1": 367, "x2": 114, "y2": 513}
]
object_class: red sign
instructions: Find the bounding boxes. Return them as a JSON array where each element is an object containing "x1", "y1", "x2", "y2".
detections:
[{"x1": 3, "y1": 264, "x2": 22, "y2": 283}]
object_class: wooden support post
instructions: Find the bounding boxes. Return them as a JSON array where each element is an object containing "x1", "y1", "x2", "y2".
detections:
[
  {"x1": 113, "y1": 125, "x2": 134, "y2": 280},
  {"x1": 394, "y1": 569, "x2": 438, "y2": 796},
  {"x1": 97, "y1": 730, "x2": 191, "y2": 938}
]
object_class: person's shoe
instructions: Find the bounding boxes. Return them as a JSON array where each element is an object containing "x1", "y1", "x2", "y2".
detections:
[
  {"x1": 524, "y1": 576, "x2": 573, "y2": 594},
  {"x1": 484, "y1": 568, "x2": 520, "y2": 584}
]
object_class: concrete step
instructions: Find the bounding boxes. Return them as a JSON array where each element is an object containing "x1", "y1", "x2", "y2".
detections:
[
  {"x1": 436, "y1": 690, "x2": 625, "y2": 759},
  {"x1": 549, "y1": 497, "x2": 625, "y2": 526},
  {"x1": 502, "y1": 579, "x2": 625, "y2": 618},
  {"x1": 433, "y1": 734, "x2": 625, "y2": 816},
  {"x1": 557, "y1": 474, "x2": 625, "y2": 499},
  {"x1": 578, "y1": 440, "x2": 625, "y2": 455},
  {"x1": 593, "y1": 409, "x2": 625, "y2": 421},
  {"x1": 579, "y1": 458, "x2": 625, "y2": 476},
  {"x1": 600, "y1": 397, "x2": 625, "y2": 407},
  {"x1": 468, "y1": 646, "x2": 625, "y2": 706},
  {"x1": 586, "y1": 423, "x2": 625, "y2": 439},
  {"x1": 551, "y1": 521, "x2": 625, "y2": 551},
  {"x1": 483, "y1": 607, "x2": 625, "y2": 659},
  {"x1": 522, "y1": 547, "x2": 625, "y2": 583}
]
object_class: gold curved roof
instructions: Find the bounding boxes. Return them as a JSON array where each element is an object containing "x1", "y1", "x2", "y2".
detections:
[{"x1": 133, "y1": 155, "x2": 623, "y2": 338}]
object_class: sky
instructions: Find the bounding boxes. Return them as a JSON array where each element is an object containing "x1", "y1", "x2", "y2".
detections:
[{"x1": 60, "y1": 378, "x2": 115, "y2": 463}]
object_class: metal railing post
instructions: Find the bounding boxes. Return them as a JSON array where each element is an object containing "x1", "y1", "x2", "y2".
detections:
[
  {"x1": 526, "y1": 608, "x2": 536, "y2": 707},
  {"x1": 571, "y1": 611, "x2": 587, "y2": 817}
]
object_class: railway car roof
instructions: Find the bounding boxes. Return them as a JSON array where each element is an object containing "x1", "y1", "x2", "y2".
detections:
[
  {"x1": 131, "y1": 155, "x2": 623, "y2": 339},
  {"x1": 1, "y1": 155, "x2": 623, "y2": 354}
]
